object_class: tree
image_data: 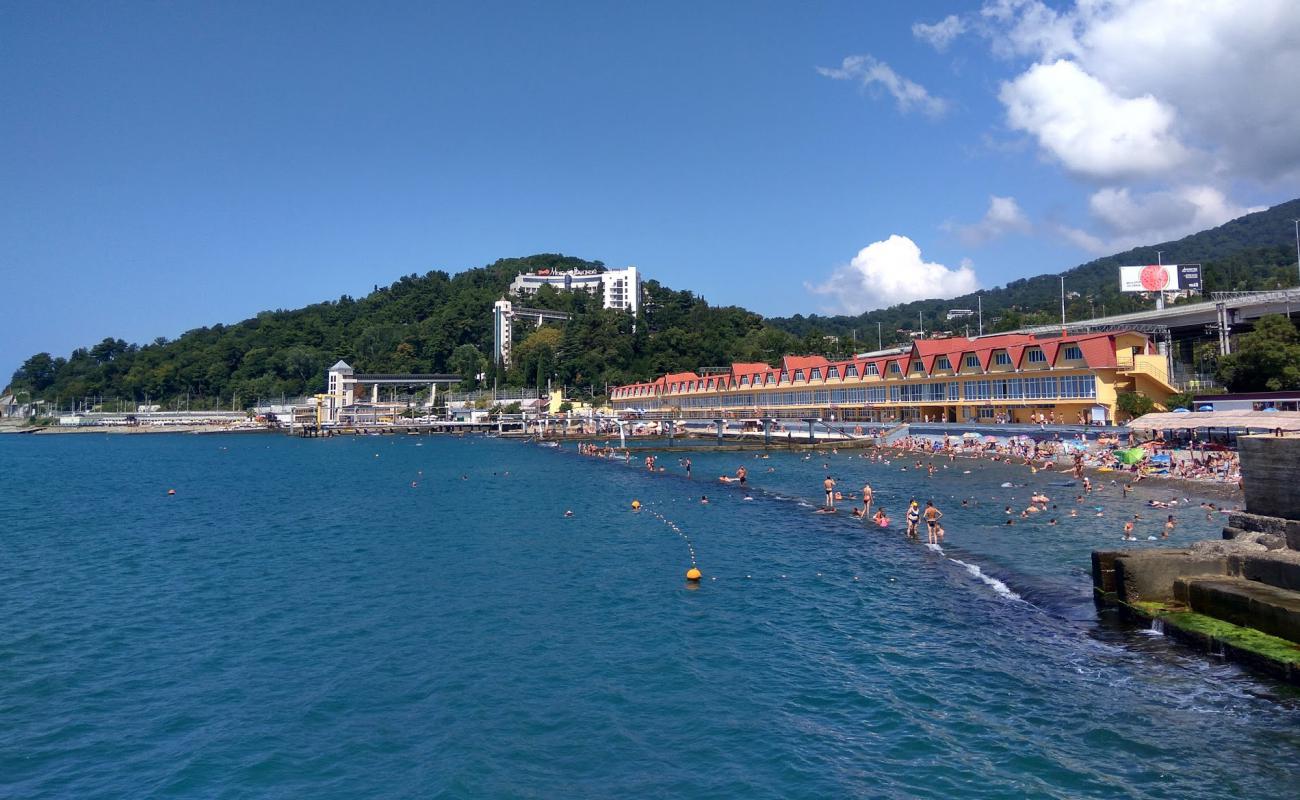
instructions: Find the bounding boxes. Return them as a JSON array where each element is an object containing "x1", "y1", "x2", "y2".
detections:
[
  {"x1": 1217, "y1": 314, "x2": 1300, "y2": 391},
  {"x1": 1116, "y1": 391, "x2": 1156, "y2": 419},
  {"x1": 450, "y1": 344, "x2": 486, "y2": 390}
]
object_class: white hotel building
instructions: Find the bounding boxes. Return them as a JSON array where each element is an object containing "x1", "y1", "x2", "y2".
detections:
[{"x1": 508, "y1": 266, "x2": 641, "y2": 315}]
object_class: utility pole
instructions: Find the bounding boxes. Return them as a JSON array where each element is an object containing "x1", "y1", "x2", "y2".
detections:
[
  {"x1": 877, "y1": 321, "x2": 882, "y2": 351},
  {"x1": 1155, "y1": 250, "x2": 1165, "y2": 310},
  {"x1": 977, "y1": 294, "x2": 983, "y2": 336},
  {"x1": 1060, "y1": 276, "x2": 1066, "y2": 328},
  {"x1": 1293, "y1": 219, "x2": 1299, "y2": 285}
]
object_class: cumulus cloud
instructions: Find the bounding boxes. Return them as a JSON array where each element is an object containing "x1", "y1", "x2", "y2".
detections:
[
  {"x1": 983, "y1": 0, "x2": 1300, "y2": 182},
  {"x1": 1052, "y1": 186, "x2": 1265, "y2": 254},
  {"x1": 913, "y1": 15, "x2": 966, "y2": 51},
  {"x1": 817, "y1": 55, "x2": 949, "y2": 118},
  {"x1": 806, "y1": 235, "x2": 978, "y2": 314},
  {"x1": 948, "y1": 195, "x2": 1032, "y2": 245},
  {"x1": 999, "y1": 59, "x2": 1191, "y2": 181}
]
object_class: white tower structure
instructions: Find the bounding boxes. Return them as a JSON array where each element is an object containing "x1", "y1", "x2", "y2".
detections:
[
  {"x1": 325, "y1": 360, "x2": 355, "y2": 423},
  {"x1": 493, "y1": 300, "x2": 514, "y2": 367}
]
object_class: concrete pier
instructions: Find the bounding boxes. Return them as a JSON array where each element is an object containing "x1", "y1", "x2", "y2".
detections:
[{"x1": 1093, "y1": 434, "x2": 1300, "y2": 684}]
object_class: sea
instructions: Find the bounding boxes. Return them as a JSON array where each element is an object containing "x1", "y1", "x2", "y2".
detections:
[{"x1": 2, "y1": 433, "x2": 1298, "y2": 799}]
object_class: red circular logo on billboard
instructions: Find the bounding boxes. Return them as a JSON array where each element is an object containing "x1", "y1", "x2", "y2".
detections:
[{"x1": 1140, "y1": 264, "x2": 1170, "y2": 291}]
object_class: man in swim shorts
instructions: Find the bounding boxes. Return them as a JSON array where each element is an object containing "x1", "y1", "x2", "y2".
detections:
[
  {"x1": 737, "y1": 466, "x2": 747, "y2": 486},
  {"x1": 824, "y1": 476, "x2": 836, "y2": 509},
  {"x1": 923, "y1": 500, "x2": 943, "y2": 545}
]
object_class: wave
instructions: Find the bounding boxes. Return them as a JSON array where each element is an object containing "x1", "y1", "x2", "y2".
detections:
[{"x1": 949, "y1": 558, "x2": 1023, "y2": 602}]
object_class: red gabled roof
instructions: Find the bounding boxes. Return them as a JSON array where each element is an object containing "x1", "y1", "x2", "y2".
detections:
[
  {"x1": 781, "y1": 355, "x2": 829, "y2": 373},
  {"x1": 731, "y1": 362, "x2": 770, "y2": 378}
]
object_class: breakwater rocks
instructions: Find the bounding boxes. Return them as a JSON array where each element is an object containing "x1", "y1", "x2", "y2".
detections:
[{"x1": 1093, "y1": 435, "x2": 1300, "y2": 685}]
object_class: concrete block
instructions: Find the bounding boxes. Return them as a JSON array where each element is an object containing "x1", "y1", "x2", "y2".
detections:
[
  {"x1": 1239, "y1": 437, "x2": 1300, "y2": 523},
  {"x1": 1114, "y1": 551, "x2": 1229, "y2": 604},
  {"x1": 1228, "y1": 554, "x2": 1300, "y2": 592},
  {"x1": 1184, "y1": 577, "x2": 1300, "y2": 644}
]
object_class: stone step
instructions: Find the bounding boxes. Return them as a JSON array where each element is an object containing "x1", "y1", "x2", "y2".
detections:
[{"x1": 1175, "y1": 576, "x2": 1300, "y2": 644}]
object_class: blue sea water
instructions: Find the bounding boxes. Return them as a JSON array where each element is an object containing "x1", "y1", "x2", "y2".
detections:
[{"x1": 2, "y1": 433, "x2": 1298, "y2": 799}]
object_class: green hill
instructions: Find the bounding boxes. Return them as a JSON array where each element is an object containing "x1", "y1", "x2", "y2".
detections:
[
  {"x1": 5, "y1": 254, "x2": 791, "y2": 409},
  {"x1": 769, "y1": 198, "x2": 1300, "y2": 343},
  {"x1": 8, "y1": 197, "x2": 1299, "y2": 411}
]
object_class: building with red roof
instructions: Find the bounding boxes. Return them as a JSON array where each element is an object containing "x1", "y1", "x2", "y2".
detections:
[{"x1": 609, "y1": 330, "x2": 1174, "y2": 424}]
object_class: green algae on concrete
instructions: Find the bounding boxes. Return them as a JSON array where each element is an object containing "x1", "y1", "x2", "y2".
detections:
[{"x1": 1126, "y1": 600, "x2": 1300, "y2": 684}]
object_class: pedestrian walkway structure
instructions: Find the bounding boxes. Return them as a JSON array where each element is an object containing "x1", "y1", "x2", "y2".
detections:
[
  {"x1": 610, "y1": 330, "x2": 1174, "y2": 425},
  {"x1": 321, "y1": 361, "x2": 460, "y2": 424}
]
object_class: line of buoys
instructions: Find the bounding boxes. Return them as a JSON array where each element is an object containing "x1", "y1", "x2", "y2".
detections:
[{"x1": 644, "y1": 504, "x2": 702, "y2": 583}]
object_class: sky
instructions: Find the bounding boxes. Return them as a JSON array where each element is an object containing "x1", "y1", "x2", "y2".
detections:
[{"x1": 3, "y1": 0, "x2": 1300, "y2": 381}]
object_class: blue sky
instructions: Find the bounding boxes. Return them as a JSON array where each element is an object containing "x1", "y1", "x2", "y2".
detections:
[{"x1": 3, "y1": 1, "x2": 1298, "y2": 381}]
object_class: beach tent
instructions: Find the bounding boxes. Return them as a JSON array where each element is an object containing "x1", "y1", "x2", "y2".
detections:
[{"x1": 1128, "y1": 410, "x2": 1300, "y2": 432}]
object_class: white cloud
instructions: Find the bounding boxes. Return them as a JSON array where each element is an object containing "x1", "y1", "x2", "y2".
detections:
[
  {"x1": 806, "y1": 235, "x2": 978, "y2": 314},
  {"x1": 1052, "y1": 185, "x2": 1265, "y2": 254},
  {"x1": 998, "y1": 59, "x2": 1191, "y2": 181},
  {"x1": 817, "y1": 55, "x2": 949, "y2": 118},
  {"x1": 983, "y1": 0, "x2": 1300, "y2": 182},
  {"x1": 948, "y1": 195, "x2": 1032, "y2": 244},
  {"x1": 913, "y1": 15, "x2": 966, "y2": 51}
]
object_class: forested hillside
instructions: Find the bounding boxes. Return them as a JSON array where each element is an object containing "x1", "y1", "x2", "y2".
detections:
[
  {"x1": 8, "y1": 198, "x2": 1299, "y2": 410},
  {"x1": 5, "y1": 255, "x2": 810, "y2": 408},
  {"x1": 770, "y1": 198, "x2": 1300, "y2": 344}
]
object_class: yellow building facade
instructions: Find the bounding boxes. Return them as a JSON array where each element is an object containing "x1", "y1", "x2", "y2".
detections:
[{"x1": 610, "y1": 331, "x2": 1174, "y2": 425}]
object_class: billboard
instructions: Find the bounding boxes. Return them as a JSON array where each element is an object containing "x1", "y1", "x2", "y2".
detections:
[{"x1": 1119, "y1": 263, "x2": 1202, "y2": 294}]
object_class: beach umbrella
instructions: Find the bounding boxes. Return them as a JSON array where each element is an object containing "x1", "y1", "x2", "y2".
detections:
[
  {"x1": 962, "y1": 432, "x2": 980, "y2": 439},
  {"x1": 1262, "y1": 407, "x2": 1279, "y2": 413},
  {"x1": 1172, "y1": 407, "x2": 1190, "y2": 413},
  {"x1": 983, "y1": 435, "x2": 998, "y2": 442},
  {"x1": 1116, "y1": 447, "x2": 1146, "y2": 464}
]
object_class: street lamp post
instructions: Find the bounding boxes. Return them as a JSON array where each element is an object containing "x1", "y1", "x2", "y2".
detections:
[
  {"x1": 1155, "y1": 250, "x2": 1165, "y2": 310},
  {"x1": 1293, "y1": 219, "x2": 1299, "y2": 285}
]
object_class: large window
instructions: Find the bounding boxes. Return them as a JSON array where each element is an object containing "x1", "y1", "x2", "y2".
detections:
[
  {"x1": 965, "y1": 379, "x2": 992, "y2": 400},
  {"x1": 992, "y1": 378, "x2": 1023, "y2": 400},
  {"x1": 1059, "y1": 375, "x2": 1096, "y2": 398},
  {"x1": 925, "y1": 382, "x2": 947, "y2": 402},
  {"x1": 1023, "y1": 376, "x2": 1058, "y2": 399}
]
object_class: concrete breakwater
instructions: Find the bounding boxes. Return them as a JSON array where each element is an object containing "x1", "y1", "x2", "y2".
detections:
[{"x1": 1093, "y1": 435, "x2": 1300, "y2": 684}]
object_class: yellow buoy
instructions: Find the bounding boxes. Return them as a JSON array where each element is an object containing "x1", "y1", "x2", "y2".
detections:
[{"x1": 685, "y1": 566, "x2": 702, "y2": 581}]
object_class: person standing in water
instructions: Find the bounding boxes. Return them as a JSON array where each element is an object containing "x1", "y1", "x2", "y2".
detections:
[
  {"x1": 683, "y1": 458, "x2": 692, "y2": 479},
  {"x1": 1163, "y1": 514, "x2": 1176, "y2": 538},
  {"x1": 823, "y1": 475, "x2": 836, "y2": 509},
  {"x1": 923, "y1": 500, "x2": 944, "y2": 545},
  {"x1": 906, "y1": 500, "x2": 921, "y2": 539},
  {"x1": 861, "y1": 483, "x2": 873, "y2": 517},
  {"x1": 737, "y1": 465, "x2": 747, "y2": 487}
]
